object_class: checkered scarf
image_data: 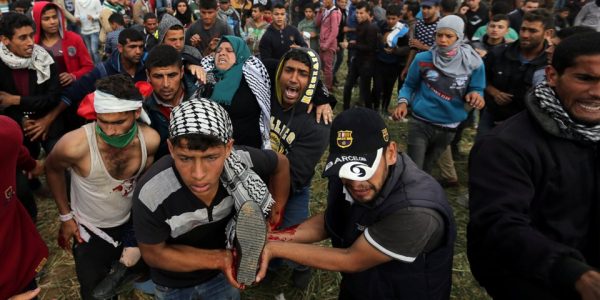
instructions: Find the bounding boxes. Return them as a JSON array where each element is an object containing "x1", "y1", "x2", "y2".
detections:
[
  {"x1": 535, "y1": 81, "x2": 600, "y2": 142},
  {"x1": 170, "y1": 98, "x2": 273, "y2": 248}
]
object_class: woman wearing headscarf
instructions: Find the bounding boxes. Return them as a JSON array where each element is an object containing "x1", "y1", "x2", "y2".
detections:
[
  {"x1": 392, "y1": 15, "x2": 486, "y2": 173},
  {"x1": 200, "y1": 35, "x2": 273, "y2": 149},
  {"x1": 173, "y1": 0, "x2": 195, "y2": 28}
]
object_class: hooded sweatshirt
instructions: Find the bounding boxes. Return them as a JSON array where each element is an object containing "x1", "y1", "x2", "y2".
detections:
[
  {"x1": 74, "y1": 0, "x2": 102, "y2": 35},
  {"x1": 33, "y1": 2, "x2": 94, "y2": 79},
  {"x1": 158, "y1": 14, "x2": 203, "y2": 96},
  {"x1": 269, "y1": 48, "x2": 333, "y2": 189}
]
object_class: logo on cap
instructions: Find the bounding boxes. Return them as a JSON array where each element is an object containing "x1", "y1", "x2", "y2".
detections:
[
  {"x1": 382, "y1": 128, "x2": 389, "y2": 142},
  {"x1": 336, "y1": 130, "x2": 353, "y2": 148}
]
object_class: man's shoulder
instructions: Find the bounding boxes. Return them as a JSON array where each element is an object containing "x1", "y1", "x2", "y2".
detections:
[
  {"x1": 478, "y1": 111, "x2": 542, "y2": 147},
  {"x1": 136, "y1": 155, "x2": 182, "y2": 210},
  {"x1": 139, "y1": 123, "x2": 161, "y2": 147}
]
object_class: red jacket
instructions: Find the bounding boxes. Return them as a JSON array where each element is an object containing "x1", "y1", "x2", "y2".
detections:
[
  {"x1": 33, "y1": 1, "x2": 94, "y2": 79},
  {"x1": 316, "y1": 7, "x2": 342, "y2": 51},
  {"x1": 0, "y1": 116, "x2": 48, "y2": 300}
]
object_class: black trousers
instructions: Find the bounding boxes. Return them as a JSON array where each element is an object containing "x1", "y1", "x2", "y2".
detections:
[
  {"x1": 73, "y1": 223, "x2": 127, "y2": 300},
  {"x1": 342, "y1": 52, "x2": 361, "y2": 110},
  {"x1": 373, "y1": 60, "x2": 401, "y2": 113}
]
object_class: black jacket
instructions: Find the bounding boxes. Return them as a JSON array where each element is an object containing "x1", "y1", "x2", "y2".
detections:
[
  {"x1": 468, "y1": 92, "x2": 600, "y2": 298},
  {"x1": 484, "y1": 41, "x2": 547, "y2": 122},
  {"x1": 259, "y1": 25, "x2": 307, "y2": 61},
  {"x1": 0, "y1": 60, "x2": 62, "y2": 138}
]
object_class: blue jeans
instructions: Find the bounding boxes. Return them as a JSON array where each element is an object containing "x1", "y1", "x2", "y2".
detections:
[
  {"x1": 270, "y1": 186, "x2": 310, "y2": 271},
  {"x1": 154, "y1": 273, "x2": 240, "y2": 300},
  {"x1": 82, "y1": 32, "x2": 100, "y2": 63},
  {"x1": 281, "y1": 186, "x2": 310, "y2": 228}
]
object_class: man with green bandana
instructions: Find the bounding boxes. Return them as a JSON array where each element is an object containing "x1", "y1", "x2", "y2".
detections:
[{"x1": 45, "y1": 74, "x2": 160, "y2": 300}]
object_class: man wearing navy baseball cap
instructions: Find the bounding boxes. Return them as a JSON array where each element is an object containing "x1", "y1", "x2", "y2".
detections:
[{"x1": 257, "y1": 107, "x2": 457, "y2": 299}]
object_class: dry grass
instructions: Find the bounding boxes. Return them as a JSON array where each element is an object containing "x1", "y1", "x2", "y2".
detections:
[{"x1": 33, "y1": 59, "x2": 491, "y2": 300}]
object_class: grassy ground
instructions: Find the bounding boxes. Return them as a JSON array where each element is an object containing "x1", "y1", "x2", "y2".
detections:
[{"x1": 33, "y1": 61, "x2": 491, "y2": 299}]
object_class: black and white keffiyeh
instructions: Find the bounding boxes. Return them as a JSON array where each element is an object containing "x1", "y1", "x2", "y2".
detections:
[
  {"x1": 200, "y1": 55, "x2": 272, "y2": 150},
  {"x1": 170, "y1": 97, "x2": 233, "y2": 143},
  {"x1": 0, "y1": 43, "x2": 54, "y2": 84},
  {"x1": 169, "y1": 98, "x2": 273, "y2": 248},
  {"x1": 535, "y1": 81, "x2": 600, "y2": 142}
]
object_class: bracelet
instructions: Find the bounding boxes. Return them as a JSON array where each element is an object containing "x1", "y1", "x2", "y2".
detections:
[{"x1": 59, "y1": 211, "x2": 74, "y2": 222}]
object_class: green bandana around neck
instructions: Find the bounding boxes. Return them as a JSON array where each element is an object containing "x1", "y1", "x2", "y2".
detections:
[
  {"x1": 210, "y1": 35, "x2": 251, "y2": 105},
  {"x1": 95, "y1": 122, "x2": 138, "y2": 148}
]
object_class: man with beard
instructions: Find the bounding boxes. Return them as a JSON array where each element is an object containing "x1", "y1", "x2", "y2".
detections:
[
  {"x1": 143, "y1": 45, "x2": 192, "y2": 159},
  {"x1": 257, "y1": 107, "x2": 456, "y2": 300},
  {"x1": 478, "y1": 9, "x2": 553, "y2": 139},
  {"x1": 46, "y1": 74, "x2": 160, "y2": 299},
  {"x1": 267, "y1": 47, "x2": 333, "y2": 288},
  {"x1": 468, "y1": 32, "x2": 600, "y2": 300}
]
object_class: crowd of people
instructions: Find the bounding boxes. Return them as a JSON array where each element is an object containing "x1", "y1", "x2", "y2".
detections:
[{"x1": 1, "y1": 0, "x2": 600, "y2": 298}]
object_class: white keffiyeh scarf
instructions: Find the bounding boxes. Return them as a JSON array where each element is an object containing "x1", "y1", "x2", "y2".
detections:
[{"x1": 0, "y1": 43, "x2": 54, "y2": 84}]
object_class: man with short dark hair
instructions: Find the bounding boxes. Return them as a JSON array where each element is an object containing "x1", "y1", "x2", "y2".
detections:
[
  {"x1": 132, "y1": 97, "x2": 290, "y2": 299},
  {"x1": 139, "y1": 12, "x2": 158, "y2": 51},
  {"x1": 0, "y1": 12, "x2": 60, "y2": 220},
  {"x1": 472, "y1": 1, "x2": 519, "y2": 42},
  {"x1": 346, "y1": 1, "x2": 379, "y2": 110},
  {"x1": 259, "y1": 3, "x2": 308, "y2": 60},
  {"x1": 508, "y1": 0, "x2": 540, "y2": 32},
  {"x1": 143, "y1": 45, "x2": 191, "y2": 159},
  {"x1": 471, "y1": 14, "x2": 512, "y2": 57},
  {"x1": 479, "y1": 9, "x2": 553, "y2": 139},
  {"x1": 104, "y1": 13, "x2": 126, "y2": 56},
  {"x1": 46, "y1": 74, "x2": 160, "y2": 300},
  {"x1": 185, "y1": 0, "x2": 233, "y2": 56},
  {"x1": 400, "y1": 0, "x2": 440, "y2": 81},
  {"x1": 244, "y1": 5, "x2": 269, "y2": 55},
  {"x1": 258, "y1": 107, "x2": 456, "y2": 300},
  {"x1": 61, "y1": 28, "x2": 147, "y2": 110},
  {"x1": 469, "y1": 31, "x2": 600, "y2": 300}
]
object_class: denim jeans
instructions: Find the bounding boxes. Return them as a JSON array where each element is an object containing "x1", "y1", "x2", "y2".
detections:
[
  {"x1": 154, "y1": 273, "x2": 240, "y2": 300},
  {"x1": 281, "y1": 186, "x2": 310, "y2": 228},
  {"x1": 407, "y1": 118, "x2": 456, "y2": 174},
  {"x1": 82, "y1": 32, "x2": 100, "y2": 63}
]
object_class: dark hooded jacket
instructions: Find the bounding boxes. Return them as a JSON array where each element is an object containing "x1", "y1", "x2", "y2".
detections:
[
  {"x1": 157, "y1": 14, "x2": 202, "y2": 97},
  {"x1": 268, "y1": 48, "x2": 332, "y2": 190},
  {"x1": 468, "y1": 91, "x2": 600, "y2": 298}
]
